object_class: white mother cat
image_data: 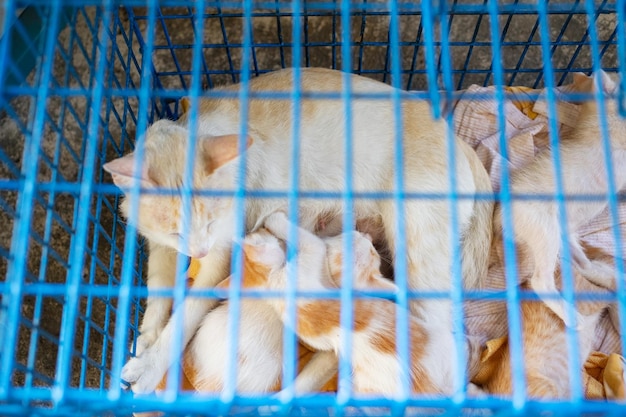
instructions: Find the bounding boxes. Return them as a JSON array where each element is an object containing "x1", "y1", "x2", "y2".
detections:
[{"x1": 104, "y1": 67, "x2": 493, "y2": 393}]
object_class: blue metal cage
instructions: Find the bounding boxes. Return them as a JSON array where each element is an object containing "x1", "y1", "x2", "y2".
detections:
[{"x1": 0, "y1": 1, "x2": 624, "y2": 416}]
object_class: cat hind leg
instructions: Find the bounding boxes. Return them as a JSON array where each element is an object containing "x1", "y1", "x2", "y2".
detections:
[
  {"x1": 524, "y1": 228, "x2": 584, "y2": 329},
  {"x1": 570, "y1": 239, "x2": 616, "y2": 291}
]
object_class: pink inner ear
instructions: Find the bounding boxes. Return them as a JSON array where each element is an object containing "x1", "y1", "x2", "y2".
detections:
[
  {"x1": 599, "y1": 70, "x2": 617, "y2": 94},
  {"x1": 102, "y1": 154, "x2": 133, "y2": 175},
  {"x1": 102, "y1": 154, "x2": 153, "y2": 187},
  {"x1": 202, "y1": 134, "x2": 254, "y2": 173}
]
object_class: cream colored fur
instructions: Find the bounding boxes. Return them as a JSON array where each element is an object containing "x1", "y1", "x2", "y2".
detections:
[
  {"x1": 183, "y1": 300, "x2": 337, "y2": 393},
  {"x1": 104, "y1": 67, "x2": 493, "y2": 393},
  {"x1": 494, "y1": 72, "x2": 625, "y2": 327}
]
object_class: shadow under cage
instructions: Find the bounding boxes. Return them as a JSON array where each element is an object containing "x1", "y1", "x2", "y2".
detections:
[{"x1": 0, "y1": 1, "x2": 624, "y2": 416}]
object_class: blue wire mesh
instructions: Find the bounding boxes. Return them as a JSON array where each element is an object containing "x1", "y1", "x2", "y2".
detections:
[{"x1": 0, "y1": 0, "x2": 623, "y2": 416}]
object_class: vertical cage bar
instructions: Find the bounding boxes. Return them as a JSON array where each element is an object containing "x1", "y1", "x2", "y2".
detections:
[
  {"x1": 537, "y1": 0, "x2": 583, "y2": 401},
  {"x1": 55, "y1": 1, "x2": 112, "y2": 403},
  {"x1": 222, "y1": 0, "x2": 252, "y2": 411},
  {"x1": 438, "y1": 0, "x2": 468, "y2": 405},
  {"x1": 279, "y1": 0, "x2": 302, "y2": 410},
  {"x1": 585, "y1": 0, "x2": 626, "y2": 398},
  {"x1": 0, "y1": 0, "x2": 61, "y2": 401},
  {"x1": 387, "y1": 0, "x2": 410, "y2": 412},
  {"x1": 336, "y1": 0, "x2": 355, "y2": 413},
  {"x1": 109, "y1": 0, "x2": 158, "y2": 403},
  {"x1": 486, "y1": 0, "x2": 527, "y2": 408},
  {"x1": 421, "y1": 0, "x2": 441, "y2": 118}
]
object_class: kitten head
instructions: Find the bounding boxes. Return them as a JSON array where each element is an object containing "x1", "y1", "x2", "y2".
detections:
[
  {"x1": 216, "y1": 228, "x2": 286, "y2": 291},
  {"x1": 103, "y1": 119, "x2": 253, "y2": 258},
  {"x1": 324, "y1": 230, "x2": 395, "y2": 291},
  {"x1": 572, "y1": 72, "x2": 626, "y2": 147}
]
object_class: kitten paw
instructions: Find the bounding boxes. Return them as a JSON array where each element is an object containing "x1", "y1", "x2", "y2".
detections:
[
  {"x1": 121, "y1": 348, "x2": 166, "y2": 394},
  {"x1": 466, "y1": 383, "x2": 487, "y2": 398},
  {"x1": 134, "y1": 331, "x2": 158, "y2": 357},
  {"x1": 264, "y1": 211, "x2": 289, "y2": 232}
]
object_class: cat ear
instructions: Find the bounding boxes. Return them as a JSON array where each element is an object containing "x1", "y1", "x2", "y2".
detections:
[
  {"x1": 215, "y1": 275, "x2": 255, "y2": 290},
  {"x1": 573, "y1": 71, "x2": 617, "y2": 110},
  {"x1": 102, "y1": 154, "x2": 155, "y2": 188},
  {"x1": 200, "y1": 134, "x2": 254, "y2": 175},
  {"x1": 180, "y1": 97, "x2": 191, "y2": 114},
  {"x1": 572, "y1": 72, "x2": 595, "y2": 94},
  {"x1": 598, "y1": 70, "x2": 617, "y2": 94},
  {"x1": 214, "y1": 275, "x2": 232, "y2": 290},
  {"x1": 369, "y1": 274, "x2": 397, "y2": 293}
]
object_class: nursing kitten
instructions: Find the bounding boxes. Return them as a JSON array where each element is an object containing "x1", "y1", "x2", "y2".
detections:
[
  {"x1": 104, "y1": 67, "x2": 493, "y2": 393},
  {"x1": 493, "y1": 72, "x2": 625, "y2": 327},
  {"x1": 155, "y1": 274, "x2": 338, "y2": 395},
  {"x1": 474, "y1": 244, "x2": 616, "y2": 398},
  {"x1": 218, "y1": 211, "x2": 477, "y2": 396}
]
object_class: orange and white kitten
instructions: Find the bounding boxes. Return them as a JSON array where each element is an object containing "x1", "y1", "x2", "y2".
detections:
[
  {"x1": 218, "y1": 211, "x2": 479, "y2": 396},
  {"x1": 104, "y1": 67, "x2": 493, "y2": 393},
  {"x1": 475, "y1": 246, "x2": 616, "y2": 398},
  {"x1": 161, "y1": 278, "x2": 338, "y2": 395},
  {"x1": 493, "y1": 72, "x2": 624, "y2": 327}
]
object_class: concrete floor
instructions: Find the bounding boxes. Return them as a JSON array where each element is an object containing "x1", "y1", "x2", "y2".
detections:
[{"x1": 0, "y1": 1, "x2": 619, "y2": 407}]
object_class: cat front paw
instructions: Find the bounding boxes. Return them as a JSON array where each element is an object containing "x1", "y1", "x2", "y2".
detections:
[
  {"x1": 134, "y1": 331, "x2": 159, "y2": 357},
  {"x1": 121, "y1": 347, "x2": 166, "y2": 394}
]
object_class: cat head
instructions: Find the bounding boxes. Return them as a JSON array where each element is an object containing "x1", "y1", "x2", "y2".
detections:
[
  {"x1": 103, "y1": 119, "x2": 253, "y2": 258},
  {"x1": 571, "y1": 72, "x2": 626, "y2": 146},
  {"x1": 324, "y1": 230, "x2": 396, "y2": 292}
]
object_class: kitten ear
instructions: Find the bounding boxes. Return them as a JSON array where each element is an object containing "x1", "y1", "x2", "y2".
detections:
[
  {"x1": 598, "y1": 70, "x2": 618, "y2": 94},
  {"x1": 573, "y1": 71, "x2": 618, "y2": 112},
  {"x1": 200, "y1": 134, "x2": 254, "y2": 175},
  {"x1": 215, "y1": 275, "x2": 254, "y2": 291},
  {"x1": 368, "y1": 274, "x2": 397, "y2": 292},
  {"x1": 180, "y1": 97, "x2": 191, "y2": 114},
  {"x1": 572, "y1": 72, "x2": 595, "y2": 94},
  {"x1": 102, "y1": 154, "x2": 155, "y2": 188},
  {"x1": 214, "y1": 275, "x2": 232, "y2": 290}
]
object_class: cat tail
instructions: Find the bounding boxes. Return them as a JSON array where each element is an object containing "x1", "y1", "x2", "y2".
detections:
[{"x1": 460, "y1": 144, "x2": 494, "y2": 290}]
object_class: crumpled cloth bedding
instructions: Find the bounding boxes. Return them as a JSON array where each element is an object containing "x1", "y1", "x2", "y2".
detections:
[
  {"x1": 457, "y1": 72, "x2": 625, "y2": 398},
  {"x1": 154, "y1": 72, "x2": 624, "y2": 399}
]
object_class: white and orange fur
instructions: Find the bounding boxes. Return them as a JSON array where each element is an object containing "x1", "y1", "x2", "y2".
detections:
[
  {"x1": 103, "y1": 67, "x2": 493, "y2": 393},
  {"x1": 494, "y1": 71, "x2": 625, "y2": 327},
  {"x1": 153, "y1": 288, "x2": 338, "y2": 395},
  {"x1": 140, "y1": 215, "x2": 403, "y2": 402},
  {"x1": 217, "y1": 211, "x2": 480, "y2": 396},
  {"x1": 475, "y1": 244, "x2": 617, "y2": 398}
]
